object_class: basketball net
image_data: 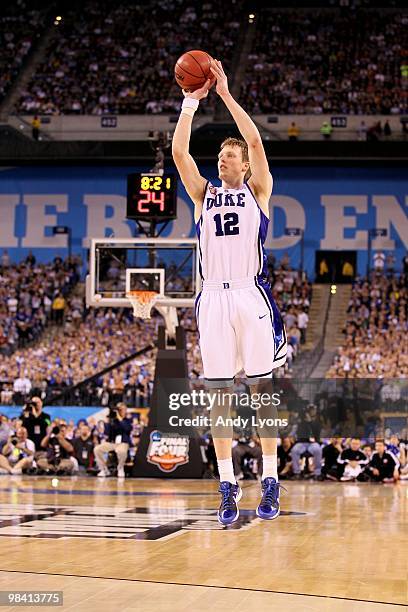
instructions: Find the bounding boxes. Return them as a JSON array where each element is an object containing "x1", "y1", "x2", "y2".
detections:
[{"x1": 126, "y1": 290, "x2": 160, "y2": 319}]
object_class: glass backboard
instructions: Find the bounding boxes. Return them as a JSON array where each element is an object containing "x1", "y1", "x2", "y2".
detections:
[{"x1": 86, "y1": 238, "x2": 200, "y2": 309}]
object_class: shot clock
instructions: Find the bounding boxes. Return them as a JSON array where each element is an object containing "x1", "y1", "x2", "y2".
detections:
[{"x1": 127, "y1": 173, "x2": 178, "y2": 220}]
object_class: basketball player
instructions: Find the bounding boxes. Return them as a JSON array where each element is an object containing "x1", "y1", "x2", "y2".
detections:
[{"x1": 172, "y1": 59, "x2": 287, "y2": 525}]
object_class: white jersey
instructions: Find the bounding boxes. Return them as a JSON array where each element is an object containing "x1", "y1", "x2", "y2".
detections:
[{"x1": 196, "y1": 180, "x2": 268, "y2": 281}]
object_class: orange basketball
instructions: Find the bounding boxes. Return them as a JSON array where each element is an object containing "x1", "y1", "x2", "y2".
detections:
[{"x1": 174, "y1": 49, "x2": 213, "y2": 92}]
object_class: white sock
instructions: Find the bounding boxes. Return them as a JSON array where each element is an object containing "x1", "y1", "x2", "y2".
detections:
[
  {"x1": 217, "y1": 458, "x2": 236, "y2": 484},
  {"x1": 262, "y1": 454, "x2": 278, "y2": 480}
]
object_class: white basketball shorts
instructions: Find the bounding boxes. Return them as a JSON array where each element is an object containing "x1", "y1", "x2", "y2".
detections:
[{"x1": 195, "y1": 276, "x2": 287, "y2": 385}]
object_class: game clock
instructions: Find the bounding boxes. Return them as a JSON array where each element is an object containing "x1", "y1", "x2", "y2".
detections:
[{"x1": 127, "y1": 173, "x2": 177, "y2": 220}]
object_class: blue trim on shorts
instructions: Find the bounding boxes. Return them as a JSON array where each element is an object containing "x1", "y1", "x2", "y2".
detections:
[{"x1": 255, "y1": 276, "x2": 287, "y2": 363}]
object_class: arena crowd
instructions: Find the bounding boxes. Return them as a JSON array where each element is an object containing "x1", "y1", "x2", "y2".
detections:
[
  {"x1": 240, "y1": 9, "x2": 407, "y2": 115},
  {"x1": 0, "y1": 252, "x2": 406, "y2": 483},
  {"x1": 12, "y1": 5, "x2": 407, "y2": 117},
  {"x1": 0, "y1": 396, "x2": 406, "y2": 483},
  {"x1": 0, "y1": 3, "x2": 44, "y2": 104},
  {"x1": 327, "y1": 272, "x2": 408, "y2": 378},
  {"x1": 0, "y1": 253, "x2": 309, "y2": 406},
  {"x1": 16, "y1": 0, "x2": 241, "y2": 115}
]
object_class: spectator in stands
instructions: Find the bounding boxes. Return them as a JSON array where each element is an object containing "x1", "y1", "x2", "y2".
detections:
[
  {"x1": 386, "y1": 435, "x2": 406, "y2": 470},
  {"x1": 31, "y1": 115, "x2": 40, "y2": 140},
  {"x1": 94, "y1": 402, "x2": 132, "y2": 478},
  {"x1": 93, "y1": 419, "x2": 108, "y2": 445},
  {"x1": 52, "y1": 292, "x2": 66, "y2": 325},
  {"x1": 232, "y1": 432, "x2": 262, "y2": 480},
  {"x1": 38, "y1": 422, "x2": 75, "y2": 474},
  {"x1": 383, "y1": 120, "x2": 392, "y2": 139},
  {"x1": 320, "y1": 121, "x2": 332, "y2": 140},
  {"x1": 337, "y1": 437, "x2": 368, "y2": 481},
  {"x1": 362, "y1": 444, "x2": 373, "y2": 462},
  {"x1": 342, "y1": 260, "x2": 354, "y2": 279},
  {"x1": 385, "y1": 252, "x2": 396, "y2": 274},
  {"x1": 297, "y1": 309, "x2": 309, "y2": 344},
  {"x1": 25, "y1": 251, "x2": 36, "y2": 267},
  {"x1": 373, "y1": 251, "x2": 385, "y2": 272},
  {"x1": 20, "y1": 396, "x2": 51, "y2": 450},
  {"x1": 321, "y1": 437, "x2": 343, "y2": 480},
  {"x1": 357, "y1": 121, "x2": 367, "y2": 141},
  {"x1": 72, "y1": 423, "x2": 94, "y2": 472},
  {"x1": 366, "y1": 440, "x2": 399, "y2": 483},
  {"x1": 0, "y1": 426, "x2": 35, "y2": 474},
  {"x1": 13, "y1": 372, "x2": 32, "y2": 403},
  {"x1": 0, "y1": 250, "x2": 10, "y2": 268},
  {"x1": 290, "y1": 404, "x2": 324, "y2": 480},
  {"x1": 288, "y1": 122, "x2": 300, "y2": 141},
  {"x1": 367, "y1": 121, "x2": 382, "y2": 141},
  {"x1": 279, "y1": 253, "x2": 290, "y2": 270},
  {"x1": 277, "y1": 436, "x2": 293, "y2": 479},
  {"x1": 0, "y1": 415, "x2": 11, "y2": 451}
]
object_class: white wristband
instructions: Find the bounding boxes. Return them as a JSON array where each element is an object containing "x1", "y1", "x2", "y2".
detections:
[{"x1": 182, "y1": 97, "x2": 199, "y2": 111}]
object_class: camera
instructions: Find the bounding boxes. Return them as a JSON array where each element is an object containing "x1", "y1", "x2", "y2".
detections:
[
  {"x1": 108, "y1": 407, "x2": 118, "y2": 420},
  {"x1": 10, "y1": 437, "x2": 19, "y2": 446},
  {"x1": 51, "y1": 426, "x2": 60, "y2": 436},
  {"x1": 23, "y1": 401, "x2": 36, "y2": 414}
]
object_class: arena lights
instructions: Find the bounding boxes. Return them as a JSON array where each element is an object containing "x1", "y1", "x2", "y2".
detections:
[
  {"x1": 54, "y1": 16, "x2": 62, "y2": 25},
  {"x1": 331, "y1": 285, "x2": 337, "y2": 295},
  {"x1": 248, "y1": 13, "x2": 255, "y2": 23}
]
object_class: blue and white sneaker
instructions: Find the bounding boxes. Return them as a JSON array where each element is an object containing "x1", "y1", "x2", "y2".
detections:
[
  {"x1": 217, "y1": 481, "x2": 242, "y2": 526},
  {"x1": 256, "y1": 477, "x2": 284, "y2": 520}
]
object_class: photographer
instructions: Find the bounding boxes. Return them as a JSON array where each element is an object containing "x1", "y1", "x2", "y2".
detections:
[
  {"x1": 72, "y1": 424, "x2": 94, "y2": 472},
  {"x1": 277, "y1": 436, "x2": 293, "y2": 479},
  {"x1": 337, "y1": 438, "x2": 368, "y2": 481},
  {"x1": 0, "y1": 414, "x2": 11, "y2": 452},
  {"x1": 37, "y1": 423, "x2": 75, "y2": 474},
  {"x1": 20, "y1": 397, "x2": 51, "y2": 450},
  {"x1": 290, "y1": 404, "x2": 324, "y2": 480},
  {"x1": 0, "y1": 427, "x2": 35, "y2": 474},
  {"x1": 232, "y1": 430, "x2": 262, "y2": 480},
  {"x1": 94, "y1": 403, "x2": 132, "y2": 478},
  {"x1": 367, "y1": 439, "x2": 399, "y2": 483}
]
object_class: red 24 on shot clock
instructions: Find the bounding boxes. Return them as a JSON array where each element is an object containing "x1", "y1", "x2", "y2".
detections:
[{"x1": 127, "y1": 173, "x2": 178, "y2": 220}]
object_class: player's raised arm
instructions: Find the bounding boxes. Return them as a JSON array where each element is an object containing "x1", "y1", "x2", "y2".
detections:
[
  {"x1": 210, "y1": 60, "x2": 272, "y2": 217},
  {"x1": 172, "y1": 80, "x2": 214, "y2": 220}
]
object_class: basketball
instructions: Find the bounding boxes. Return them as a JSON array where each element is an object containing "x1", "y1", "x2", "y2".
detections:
[{"x1": 174, "y1": 49, "x2": 212, "y2": 91}]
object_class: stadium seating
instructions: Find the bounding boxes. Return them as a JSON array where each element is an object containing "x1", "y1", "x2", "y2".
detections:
[
  {"x1": 15, "y1": 0, "x2": 242, "y2": 115},
  {"x1": 239, "y1": 9, "x2": 406, "y2": 114},
  {"x1": 0, "y1": 5, "x2": 44, "y2": 104}
]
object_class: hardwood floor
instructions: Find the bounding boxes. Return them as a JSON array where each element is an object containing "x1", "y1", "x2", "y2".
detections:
[{"x1": 0, "y1": 476, "x2": 406, "y2": 611}]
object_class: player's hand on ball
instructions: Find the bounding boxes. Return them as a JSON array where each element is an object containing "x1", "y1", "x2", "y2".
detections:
[
  {"x1": 183, "y1": 78, "x2": 215, "y2": 100},
  {"x1": 210, "y1": 59, "x2": 229, "y2": 96}
]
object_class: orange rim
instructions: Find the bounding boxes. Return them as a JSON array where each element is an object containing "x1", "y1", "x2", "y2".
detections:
[{"x1": 126, "y1": 290, "x2": 158, "y2": 305}]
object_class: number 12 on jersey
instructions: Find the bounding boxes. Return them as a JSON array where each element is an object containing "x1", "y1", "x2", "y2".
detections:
[{"x1": 213, "y1": 212, "x2": 240, "y2": 236}]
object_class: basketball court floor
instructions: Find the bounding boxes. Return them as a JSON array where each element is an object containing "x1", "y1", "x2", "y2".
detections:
[{"x1": 0, "y1": 477, "x2": 406, "y2": 611}]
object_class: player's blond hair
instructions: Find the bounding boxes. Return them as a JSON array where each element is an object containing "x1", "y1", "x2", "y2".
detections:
[{"x1": 220, "y1": 137, "x2": 252, "y2": 181}]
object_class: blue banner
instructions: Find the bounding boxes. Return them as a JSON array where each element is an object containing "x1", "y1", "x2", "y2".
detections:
[{"x1": 0, "y1": 165, "x2": 406, "y2": 276}]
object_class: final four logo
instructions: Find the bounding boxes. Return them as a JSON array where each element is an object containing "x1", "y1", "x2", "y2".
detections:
[
  {"x1": 146, "y1": 430, "x2": 189, "y2": 472},
  {"x1": 209, "y1": 185, "x2": 218, "y2": 195}
]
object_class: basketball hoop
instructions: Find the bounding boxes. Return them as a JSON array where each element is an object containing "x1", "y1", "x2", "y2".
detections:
[{"x1": 126, "y1": 290, "x2": 160, "y2": 319}]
